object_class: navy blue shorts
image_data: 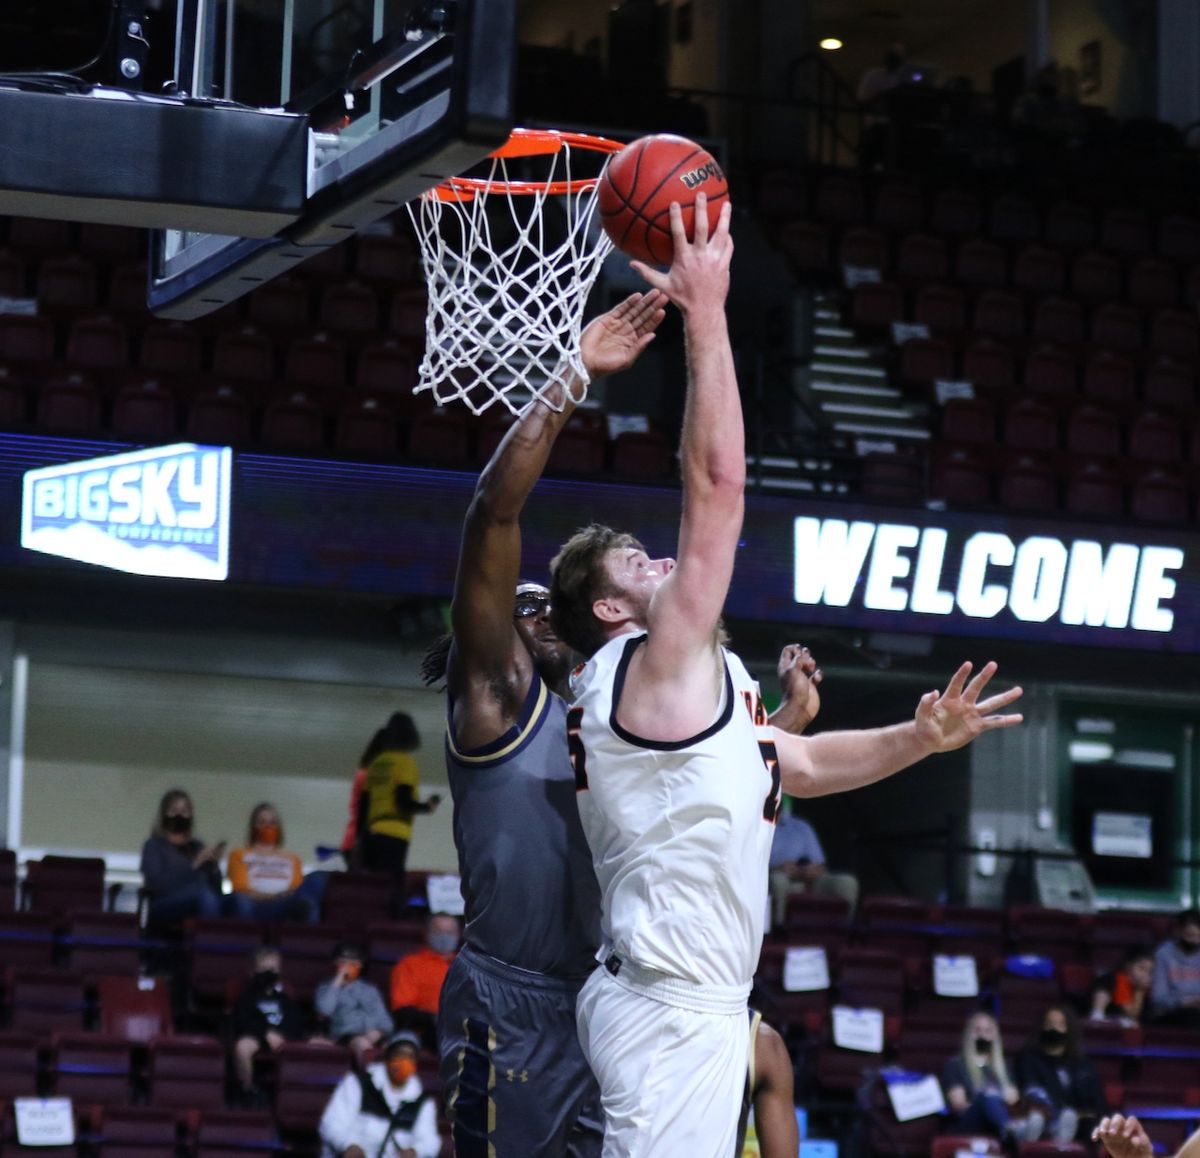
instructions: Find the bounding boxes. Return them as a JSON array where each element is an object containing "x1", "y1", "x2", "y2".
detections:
[{"x1": 438, "y1": 945, "x2": 602, "y2": 1158}]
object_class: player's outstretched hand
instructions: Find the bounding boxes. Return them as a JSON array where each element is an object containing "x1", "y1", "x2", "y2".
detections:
[
  {"x1": 580, "y1": 289, "x2": 668, "y2": 380},
  {"x1": 630, "y1": 193, "x2": 733, "y2": 315},
  {"x1": 1093, "y1": 1115, "x2": 1153, "y2": 1158},
  {"x1": 772, "y1": 644, "x2": 823, "y2": 735},
  {"x1": 913, "y1": 661, "x2": 1023, "y2": 753}
]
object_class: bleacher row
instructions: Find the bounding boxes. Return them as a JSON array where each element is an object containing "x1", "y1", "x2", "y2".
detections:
[
  {"x1": 754, "y1": 895, "x2": 1200, "y2": 1153},
  {"x1": 0, "y1": 850, "x2": 1195, "y2": 1155},
  {"x1": 0, "y1": 855, "x2": 456, "y2": 1157},
  {"x1": 0, "y1": 215, "x2": 677, "y2": 479},
  {"x1": 757, "y1": 167, "x2": 1200, "y2": 520}
]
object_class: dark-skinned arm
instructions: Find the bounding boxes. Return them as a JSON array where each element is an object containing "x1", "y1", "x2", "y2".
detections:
[
  {"x1": 768, "y1": 644, "x2": 822, "y2": 735},
  {"x1": 447, "y1": 292, "x2": 667, "y2": 749}
]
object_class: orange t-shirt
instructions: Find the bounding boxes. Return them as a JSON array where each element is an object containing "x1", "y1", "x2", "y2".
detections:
[
  {"x1": 389, "y1": 946, "x2": 453, "y2": 1014},
  {"x1": 227, "y1": 847, "x2": 303, "y2": 896}
]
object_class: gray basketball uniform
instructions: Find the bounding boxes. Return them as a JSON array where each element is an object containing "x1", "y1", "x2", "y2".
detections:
[{"x1": 438, "y1": 672, "x2": 603, "y2": 1158}]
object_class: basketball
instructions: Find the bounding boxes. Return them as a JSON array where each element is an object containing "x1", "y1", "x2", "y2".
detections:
[{"x1": 597, "y1": 134, "x2": 729, "y2": 266}]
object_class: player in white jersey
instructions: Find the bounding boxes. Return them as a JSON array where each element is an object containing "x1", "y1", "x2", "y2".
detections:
[{"x1": 548, "y1": 195, "x2": 1024, "y2": 1158}]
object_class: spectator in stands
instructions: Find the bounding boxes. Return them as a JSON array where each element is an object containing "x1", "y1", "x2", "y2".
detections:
[
  {"x1": 389, "y1": 913, "x2": 459, "y2": 1049},
  {"x1": 1090, "y1": 945, "x2": 1155, "y2": 1025},
  {"x1": 1149, "y1": 908, "x2": 1200, "y2": 1027},
  {"x1": 316, "y1": 942, "x2": 395, "y2": 1063},
  {"x1": 227, "y1": 802, "x2": 327, "y2": 922},
  {"x1": 140, "y1": 788, "x2": 230, "y2": 930},
  {"x1": 767, "y1": 804, "x2": 858, "y2": 927},
  {"x1": 342, "y1": 728, "x2": 384, "y2": 870},
  {"x1": 362, "y1": 712, "x2": 442, "y2": 913},
  {"x1": 319, "y1": 1029, "x2": 440, "y2": 1158},
  {"x1": 231, "y1": 945, "x2": 307, "y2": 1105},
  {"x1": 1015, "y1": 1003, "x2": 1106, "y2": 1141},
  {"x1": 942, "y1": 1011, "x2": 1042, "y2": 1142}
]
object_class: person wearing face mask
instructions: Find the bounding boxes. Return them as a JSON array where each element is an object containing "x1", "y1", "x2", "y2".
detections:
[
  {"x1": 1090, "y1": 946, "x2": 1154, "y2": 1026},
  {"x1": 942, "y1": 1011, "x2": 1043, "y2": 1142},
  {"x1": 140, "y1": 788, "x2": 230, "y2": 931},
  {"x1": 231, "y1": 945, "x2": 307, "y2": 1105},
  {"x1": 319, "y1": 1030, "x2": 440, "y2": 1158},
  {"x1": 1149, "y1": 908, "x2": 1200, "y2": 1027},
  {"x1": 227, "y1": 802, "x2": 328, "y2": 922},
  {"x1": 1015, "y1": 1004, "x2": 1106, "y2": 1142},
  {"x1": 315, "y1": 943, "x2": 395, "y2": 1064},
  {"x1": 389, "y1": 913, "x2": 459, "y2": 1051}
]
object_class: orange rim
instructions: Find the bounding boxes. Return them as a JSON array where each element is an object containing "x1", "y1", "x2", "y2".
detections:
[{"x1": 425, "y1": 128, "x2": 625, "y2": 200}]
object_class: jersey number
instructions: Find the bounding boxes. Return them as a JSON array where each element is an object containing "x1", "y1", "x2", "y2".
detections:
[
  {"x1": 760, "y1": 739, "x2": 781, "y2": 823},
  {"x1": 567, "y1": 707, "x2": 588, "y2": 792}
]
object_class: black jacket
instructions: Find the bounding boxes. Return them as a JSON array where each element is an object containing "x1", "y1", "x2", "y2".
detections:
[{"x1": 1014, "y1": 1048, "x2": 1106, "y2": 1115}]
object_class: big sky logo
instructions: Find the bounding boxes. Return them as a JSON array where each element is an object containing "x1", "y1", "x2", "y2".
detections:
[{"x1": 21, "y1": 444, "x2": 233, "y2": 581}]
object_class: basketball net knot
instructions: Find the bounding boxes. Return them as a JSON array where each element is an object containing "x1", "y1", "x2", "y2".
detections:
[{"x1": 406, "y1": 136, "x2": 615, "y2": 415}]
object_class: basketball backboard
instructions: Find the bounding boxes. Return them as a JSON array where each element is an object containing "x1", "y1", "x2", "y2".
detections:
[{"x1": 148, "y1": 0, "x2": 515, "y2": 318}]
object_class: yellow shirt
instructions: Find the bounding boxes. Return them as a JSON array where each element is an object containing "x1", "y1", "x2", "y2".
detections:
[{"x1": 365, "y1": 750, "x2": 420, "y2": 841}]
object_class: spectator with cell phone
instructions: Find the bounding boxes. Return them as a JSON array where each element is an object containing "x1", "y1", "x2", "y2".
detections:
[{"x1": 140, "y1": 788, "x2": 232, "y2": 931}]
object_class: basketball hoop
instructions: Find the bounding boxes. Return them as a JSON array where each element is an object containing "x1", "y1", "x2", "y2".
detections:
[{"x1": 406, "y1": 128, "x2": 625, "y2": 415}]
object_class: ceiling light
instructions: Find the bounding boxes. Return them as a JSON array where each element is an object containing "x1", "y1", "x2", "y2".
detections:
[{"x1": 819, "y1": 38, "x2": 843, "y2": 51}]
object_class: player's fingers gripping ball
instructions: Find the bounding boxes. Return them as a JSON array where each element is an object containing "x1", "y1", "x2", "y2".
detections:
[{"x1": 597, "y1": 134, "x2": 729, "y2": 265}]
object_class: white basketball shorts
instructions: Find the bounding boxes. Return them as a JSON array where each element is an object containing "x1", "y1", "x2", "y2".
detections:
[{"x1": 576, "y1": 966, "x2": 749, "y2": 1158}]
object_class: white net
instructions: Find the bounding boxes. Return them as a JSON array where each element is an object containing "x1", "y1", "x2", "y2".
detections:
[{"x1": 405, "y1": 134, "x2": 616, "y2": 415}]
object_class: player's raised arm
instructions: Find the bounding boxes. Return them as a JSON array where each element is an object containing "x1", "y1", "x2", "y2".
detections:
[
  {"x1": 448, "y1": 292, "x2": 666, "y2": 720},
  {"x1": 629, "y1": 194, "x2": 743, "y2": 683},
  {"x1": 772, "y1": 661, "x2": 1023, "y2": 797}
]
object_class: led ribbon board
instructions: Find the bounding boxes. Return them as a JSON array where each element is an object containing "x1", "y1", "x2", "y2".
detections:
[
  {"x1": 793, "y1": 517, "x2": 1184, "y2": 637},
  {"x1": 21, "y1": 443, "x2": 233, "y2": 580}
]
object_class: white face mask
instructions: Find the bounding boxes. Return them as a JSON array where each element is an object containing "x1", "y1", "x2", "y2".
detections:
[{"x1": 429, "y1": 931, "x2": 459, "y2": 955}]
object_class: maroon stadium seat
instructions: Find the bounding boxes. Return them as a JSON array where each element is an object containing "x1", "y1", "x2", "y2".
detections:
[
  {"x1": 6, "y1": 968, "x2": 88, "y2": 1033},
  {"x1": 24, "y1": 855, "x2": 108, "y2": 914},
  {"x1": 987, "y1": 194, "x2": 1038, "y2": 242},
  {"x1": 1044, "y1": 201, "x2": 1094, "y2": 248},
  {"x1": 1101, "y1": 207, "x2": 1149, "y2": 256},
  {"x1": 319, "y1": 280, "x2": 381, "y2": 338},
  {"x1": 1012, "y1": 245, "x2": 1065, "y2": 296},
  {"x1": 873, "y1": 180, "x2": 924, "y2": 230},
  {"x1": 1031, "y1": 297, "x2": 1085, "y2": 347},
  {"x1": 354, "y1": 233, "x2": 420, "y2": 286},
  {"x1": 1070, "y1": 250, "x2": 1122, "y2": 302},
  {"x1": 930, "y1": 189, "x2": 981, "y2": 237},
  {"x1": 335, "y1": 396, "x2": 397, "y2": 457},
  {"x1": 65, "y1": 911, "x2": 141, "y2": 978},
  {"x1": 52, "y1": 1033, "x2": 134, "y2": 1108},
  {"x1": 1128, "y1": 257, "x2": 1179, "y2": 309},
  {"x1": 273, "y1": 1042, "x2": 353, "y2": 1132},
  {"x1": 1065, "y1": 460, "x2": 1125, "y2": 517},
  {"x1": 97, "y1": 976, "x2": 173, "y2": 1044},
  {"x1": 896, "y1": 232, "x2": 949, "y2": 282},
  {"x1": 147, "y1": 1036, "x2": 225, "y2": 1112},
  {"x1": 261, "y1": 392, "x2": 326, "y2": 452},
  {"x1": 954, "y1": 238, "x2": 1006, "y2": 288},
  {"x1": 972, "y1": 289, "x2": 1025, "y2": 340},
  {"x1": 186, "y1": 387, "x2": 252, "y2": 445},
  {"x1": 111, "y1": 380, "x2": 177, "y2": 441}
]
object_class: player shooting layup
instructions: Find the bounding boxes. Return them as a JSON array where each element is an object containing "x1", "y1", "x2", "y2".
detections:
[{"x1": 548, "y1": 195, "x2": 1025, "y2": 1157}]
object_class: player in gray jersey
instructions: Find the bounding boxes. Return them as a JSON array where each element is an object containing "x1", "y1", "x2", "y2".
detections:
[{"x1": 419, "y1": 289, "x2": 667, "y2": 1158}]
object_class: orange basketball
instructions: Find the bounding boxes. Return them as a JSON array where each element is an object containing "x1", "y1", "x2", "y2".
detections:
[{"x1": 597, "y1": 134, "x2": 729, "y2": 266}]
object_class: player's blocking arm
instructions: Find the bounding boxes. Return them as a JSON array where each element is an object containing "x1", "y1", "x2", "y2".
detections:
[
  {"x1": 631, "y1": 196, "x2": 744, "y2": 674},
  {"x1": 773, "y1": 661, "x2": 1023, "y2": 798},
  {"x1": 449, "y1": 292, "x2": 666, "y2": 697}
]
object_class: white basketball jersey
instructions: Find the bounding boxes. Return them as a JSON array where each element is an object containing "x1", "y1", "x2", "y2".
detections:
[{"x1": 568, "y1": 632, "x2": 782, "y2": 989}]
